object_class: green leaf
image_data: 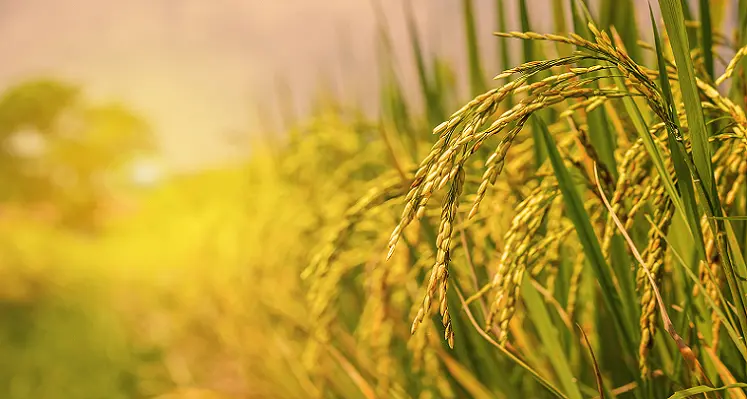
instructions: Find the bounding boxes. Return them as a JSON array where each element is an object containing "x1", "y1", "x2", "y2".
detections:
[
  {"x1": 568, "y1": 0, "x2": 617, "y2": 177},
  {"x1": 438, "y1": 351, "x2": 499, "y2": 399},
  {"x1": 551, "y1": 0, "x2": 571, "y2": 57},
  {"x1": 463, "y1": 0, "x2": 486, "y2": 95},
  {"x1": 699, "y1": 0, "x2": 714, "y2": 78},
  {"x1": 710, "y1": 216, "x2": 747, "y2": 221},
  {"x1": 538, "y1": 116, "x2": 637, "y2": 369},
  {"x1": 495, "y1": 0, "x2": 513, "y2": 107},
  {"x1": 649, "y1": 6, "x2": 706, "y2": 262},
  {"x1": 647, "y1": 215, "x2": 747, "y2": 362},
  {"x1": 403, "y1": 0, "x2": 444, "y2": 127},
  {"x1": 608, "y1": 70, "x2": 689, "y2": 239},
  {"x1": 659, "y1": 0, "x2": 747, "y2": 343},
  {"x1": 454, "y1": 285, "x2": 569, "y2": 398},
  {"x1": 668, "y1": 383, "x2": 747, "y2": 399},
  {"x1": 522, "y1": 278, "x2": 583, "y2": 399},
  {"x1": 519, "y1": 0, "x2": 548, "y2": 167},
  {"x1": 599, "y1": 0, "x2": 639, "y2": 60},
  {"x1": 657, "y1": 0, "x2": 716, "y2": 202}
]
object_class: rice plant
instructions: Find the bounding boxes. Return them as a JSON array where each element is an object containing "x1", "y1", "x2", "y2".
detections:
[{"x1": 300, "y1": 1, "x2": 747, "y2": 398}]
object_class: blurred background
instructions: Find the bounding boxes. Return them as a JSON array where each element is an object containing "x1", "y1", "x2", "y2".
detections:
[{"x1": 0, "y1": 1, "x2": 741, "y2": 398}]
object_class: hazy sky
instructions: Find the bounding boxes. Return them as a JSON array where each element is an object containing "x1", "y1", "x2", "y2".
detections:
[
  {"x1": 0, "y1": 0, "x2": 521, "y2": 170},
  {"x1": 0, "y1": 0, "x2": 728, "y2": 170}
]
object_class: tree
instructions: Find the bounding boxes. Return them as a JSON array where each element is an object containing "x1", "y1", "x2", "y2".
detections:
[{"x1": 0, "y1": 78, "x2": 153, "y2": 230}]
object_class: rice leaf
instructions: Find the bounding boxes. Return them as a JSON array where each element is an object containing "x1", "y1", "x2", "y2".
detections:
[
  {"x1": 495, "y1": 0, "x2": 513, "y2": 107},
  {"x1": 569, "y1": 0, "x2": 617, "y2": 176},
  {"x1": 596, "y1": 165, "x2": 713, "y2": 389},
  {"x1": 454, "y1": 285, "x2": 569, "y2": 399},
  {"x1": 538, "y1": 115, "x2": 637, "y2": 367},
  {"x1": 667, "y1": 383, "x2": 747, "y2": 399},
  {"x1": 699, "y1": 0, "x2": 714, "y2": 79},
  {"x1": 649, "y1": 7, "x2": 706, "y2": 262},
  {"x1": 552, "y1": 0, "x2": 571, "y2": 58},
  {"x1": 522, "y1": 277, "x2": 584, "y2": 399},
  {"x1": 607, "y1": 72, "x2": 686, "y2": 226},
  {"x1": 678, "y1": 0, "x2": 698, "y2": 51},
  {"x1": 463, "y1": 0, "x2": 487, "y2": 95},
  {"x1": 403, "y1": 0, "x2": 444, "y2": 127},
  {"x1": 710, "y1": 216, "x2": 747, "y2": 221},
  {"x1": 599, "y1": 0, "x2": 640, "y2": 60},
  {"x1": 438, "y1": 350, "x2": 499, "y2": 399},
  {"x1": 657, "y1": 0, "x2": 747, "y2": 339},
  {"x1": 657, "y1": 0, "x2": 716, "y2": 202}
]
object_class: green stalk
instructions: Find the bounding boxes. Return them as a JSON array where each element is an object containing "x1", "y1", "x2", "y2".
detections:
[
  {"x1": 403, "y1": 0, "x2": 444, "y2": 128},
  {"x1": 518, "y1": 0, "x2": 547, "y2": 167},
  {"x1": 463, "y1": 0, "x2": 487, "y2": 95},
  {"x1": 495, "y1": 0, "x2": 513, "y2": 107},
  {"x1": 552, "y1": 0, "x2": 571, "y2": 57},
  {"x1": 699, "y1": 0, "x2": 714, "y2": 79}
]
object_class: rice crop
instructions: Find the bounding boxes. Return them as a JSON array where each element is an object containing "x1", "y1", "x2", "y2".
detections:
[
  {"x1": 298, "y1": 1, "x2": 747, "y2": 398},
  {"x1": 5, "y1": 1, "x2": 747, "y2": 398}
]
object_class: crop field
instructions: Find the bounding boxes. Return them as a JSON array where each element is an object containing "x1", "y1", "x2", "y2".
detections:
[{"x1": 2, "y1": 0, "x2": 747, "y2": 398}]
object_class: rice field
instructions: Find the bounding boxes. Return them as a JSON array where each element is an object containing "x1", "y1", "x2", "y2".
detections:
[{"x1": 2, "y1": 0, "x2": 747, "y2": 398}]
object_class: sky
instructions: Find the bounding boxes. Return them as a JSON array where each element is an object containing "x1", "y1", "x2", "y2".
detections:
[
  {"x1": 0, "y1": 0, "x2": 730, "y2": 171},
  {"x1": 0, "y1": 0, "x2": 521, "y2": 171}
]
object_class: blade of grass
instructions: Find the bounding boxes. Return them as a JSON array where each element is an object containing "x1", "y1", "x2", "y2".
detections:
[
  {"x1": 702, "y1": 345, "x2": 747, "y2": 399},
  {"x1": 657, "y1": 0, "x2": 716, "y2": 201},
  {"x1": 522, "y1": 277, "x2": 584, "y2": 399},
  {"x1": 569, "y1": 0, "x2": 618, "y2": 176},
  {"x1": 454, "y1": 284, "x2": 569, "y2": 398},
  {"x1": 643, "y1": 10, "x2": 747, "y2": 342},
  {"x1": 699, "y1": 0, "x2": 714, "y2": 79},
  {"x1": 709, "y1": 216, "x2": 747, "y2": 221},
  {"x1": 649, "y1": 6, "x2": 707, "y2": 266},
  {"x1": 678, "y1": 0, "x2": 698, "y2": 51},
  {"x1": 645, "y1": 214, "x2": 747, "y2": 363},
  {"x1": 495, "y1": 0, "x2": 513, "y2": 107},
  {"x1": 599, "y1": 0, "x2": 640, "y2": 60},
  {"x1": 438, "y1": 350, "x2": 500, "y2": 399},
  {"x1": 652, "y1": 38, "x2": 747, "y2": 347},
  {"x1": 403, "y1": 0, "x2": 444, "y2": 127},
  {"x1": 607, "y1": 72, "x2": 688, "y2": 236},
  {"x1": 724, "y1": 218, "x2": 747, "y2": 296},
  {"x1": 668, "y1": 384, "x2": 747, "y2": 399},
  {"x1": 327, "y1": 345, "x2": 377, "y2": 399},
  {"x1": 552, "y1": 0, "x2": 571, "y2": 58},
  {"x1": 518, "y1": 0, "x2": 548, "y2": 167},
  {"x1": 538, "y1": 116, "x2": 637, "y2": 370},
  {"x1": 463, "y1": 0, "x2": 487, "y2": 95}
]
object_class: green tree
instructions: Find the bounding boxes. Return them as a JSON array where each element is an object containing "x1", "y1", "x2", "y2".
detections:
[{"x1": 0, "y1": 79, "x2": 153, "y2": 230}]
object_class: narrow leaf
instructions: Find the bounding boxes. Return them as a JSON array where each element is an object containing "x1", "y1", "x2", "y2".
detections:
[
  {"x1": 668, "y1": 384, "x2": 747, "y2": 399},
  {"x1": 538, "y1": 116, "x2": 637, "y2": 363},
  {"x1": 522, "y1": 277, "x2": 584, "y2": 399},
  {"x1": 657, "y1": 0, "x2": 717, "y2": 201}
]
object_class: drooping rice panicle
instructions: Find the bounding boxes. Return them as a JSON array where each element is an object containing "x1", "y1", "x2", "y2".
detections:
[
  {"x1": 485, "y1": 182, "x2": 558, "y2": 345},
  {"x1": 637, "y1": 177, "x2": 674, "y2": 378}
]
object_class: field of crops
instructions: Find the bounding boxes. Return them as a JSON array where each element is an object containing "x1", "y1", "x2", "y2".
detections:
[{"x1": 2, "y1": 0, "x2": 747, "y2": 398}]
